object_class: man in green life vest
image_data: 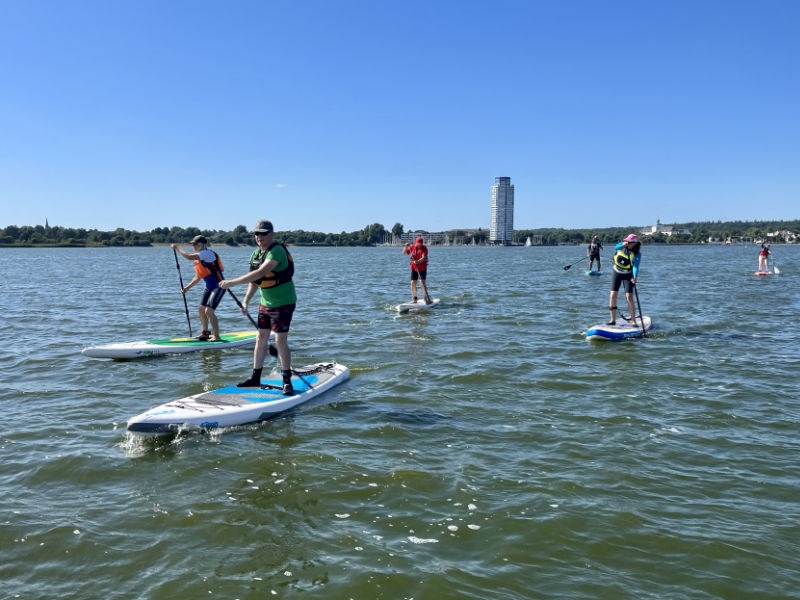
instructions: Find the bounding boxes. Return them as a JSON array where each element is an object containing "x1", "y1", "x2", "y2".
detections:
[{"x1": 219, "y1": 220, "x2": 297, "y2": 395}]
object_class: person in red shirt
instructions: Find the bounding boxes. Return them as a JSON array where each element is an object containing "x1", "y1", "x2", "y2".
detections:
[{"x1": 403, "y1": 237, "x2": 431, "y2": 303}]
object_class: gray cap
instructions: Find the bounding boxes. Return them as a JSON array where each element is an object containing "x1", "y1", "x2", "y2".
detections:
[
  {"x1": 190, "y1": 235, "x2": 208, "y2": 245},
  {"x1": 253, "y1": 220, "x2": 274, "y2": 233}
]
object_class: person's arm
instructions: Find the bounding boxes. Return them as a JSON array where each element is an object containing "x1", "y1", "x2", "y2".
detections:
[
  {"x1": 632, "y1": 253, "x2": 641, "y2": 281},
  {"x1": 170, "y1": 244, "x2": 200, "y2": 260},
  {"x1": 239, "y1": 282, "x2": 257, "y2": 313},
  {"x1": 182, "y1": 275, "x2": 201, "y2": 293},
  {"x1": 219, "y1": 258, "x2": 279, "y2": 289}
]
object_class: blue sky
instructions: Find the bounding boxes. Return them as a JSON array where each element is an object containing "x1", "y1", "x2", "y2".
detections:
[{"x1": 1, "y1": 0, "x2": 798, "y2": 233}]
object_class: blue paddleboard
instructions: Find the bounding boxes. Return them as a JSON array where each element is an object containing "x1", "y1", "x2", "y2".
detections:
[
  {"x1": 127, "y1": 362, "x2": 349, "y2": 434},
  {"x1": 586, "y1": 316, "x2": 653, "y2": 340}
]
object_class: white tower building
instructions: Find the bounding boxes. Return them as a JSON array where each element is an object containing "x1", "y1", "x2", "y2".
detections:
[{"x1": 490, "y1": 176, "x2": 514, "y2": 245}]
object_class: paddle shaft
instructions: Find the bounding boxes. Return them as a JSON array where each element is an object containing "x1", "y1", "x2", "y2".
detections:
[
  {"x1": 205, "y1": 261, "x2": 256, "y2": 329},
  {"x1": 564, "y1": 255, "x2": 589, "y2": 270},
  {"x1": 227, "y1": 288, "x2": 258, "y2": 329},
  {"x1": 173, "y1": 248, "x2": 193, "y2": 337},
  {"x1": 208, "y1": 263, "x2": 275, "y2": 355},
  {"x1": 633, "y1": 283, "x2": 646, "y2": 337},
  {"x1": 419, "y1": 275, "x2": 433, "y2": 304}
]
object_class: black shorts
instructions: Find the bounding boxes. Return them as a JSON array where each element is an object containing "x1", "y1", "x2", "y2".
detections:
[
  {"x1": 200, "y1": 287, "x2": 226, "y2": 309},
  {"x1": 610, "y1": 271, "x2": 634, "y2": 293},
  {"x1": 411, "y1": 269, "x2": 427, "y2": 281},
  {"x1": 257, "y1": 303, "x2": 295, "y2": 333},
  {"x1": 589, "y1": 252, "x2": 600, "y2": 260}
]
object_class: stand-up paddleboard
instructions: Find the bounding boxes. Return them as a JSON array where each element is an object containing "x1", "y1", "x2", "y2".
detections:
[
  {"x1": 127, "y1": 362, "x2": 349, "y2": 435},
  {"x1": 82, "y1": 331, "x2": 258, "y2": 359},
  {"x1": 586, "y1": 316, "x2": 653, "y2": 340},
  {"x1": 754, "y1": 271, "x2": 771, "y2": 276},
  {"x1": 585, "y1": 270, "x2": 602, "y2": 276},
  {"x1": 396, "y1": 298, "x2": 440, "y2": 312}
]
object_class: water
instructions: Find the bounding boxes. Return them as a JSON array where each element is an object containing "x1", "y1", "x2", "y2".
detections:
[{"x1": 2, "y1": 245, "x2": 799, "y2": 599}]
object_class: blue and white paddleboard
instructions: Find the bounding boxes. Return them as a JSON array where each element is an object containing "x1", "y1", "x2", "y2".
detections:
[
  {"x1": 82, "y1": 331, "x2": 259, "y2": 359},
  {"x1": 127, "y1": 362, "x2": 349, "y2": 435},
  {"x1": 396, "y1": 298, "x2": 440, "y2": 312},
  {"x1": 586, "y1": 316, "x2": 652, "y2": 341},
  {"x1": 585, "y1": 270, "x2": 603, "y2": 276}
]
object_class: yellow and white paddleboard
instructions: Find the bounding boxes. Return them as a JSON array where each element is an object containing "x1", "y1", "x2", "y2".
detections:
[{"x1": 81, "y1": 331, "x2": 259, "y2": 359}]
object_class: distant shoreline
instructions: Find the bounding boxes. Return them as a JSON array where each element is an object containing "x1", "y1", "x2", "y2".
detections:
[
  {"x1": 0, "y1": 241, "x2": 788, "y2": 249},
  {"x1": 2, "y1": 219, "x2": 797, "y2": 248}
]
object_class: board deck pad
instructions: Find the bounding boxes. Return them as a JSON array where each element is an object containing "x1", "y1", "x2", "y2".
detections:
[
  {"x1": 81, "y1": 330, "x2": 258, "y2": 359},
  {"x1": 396, "y1": 298, "x2": 441, "y2": 312},
  {"x1": 127, "y1": 362, "x2": 349, "y2": 434},
  {"x1": 586, "y1": 316, "x2": 653, "y2": 340}
]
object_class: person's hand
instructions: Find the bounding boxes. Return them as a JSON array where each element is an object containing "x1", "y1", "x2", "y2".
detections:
[
  {"x1": 180, "y1": 287, "x2": 187, "y2": 294},
  {"x1": 170, "y1": 243, "x2": 178, "y2": 249},
  {"x1": 219, "y1": 280, "x2": 230, "y2": 290},
  {"x1": 240, "y1": 304, "x2": 248, "y2": 315},
  {"x1": 631, "y1": 277, "x2": 636, "y2": 284}
]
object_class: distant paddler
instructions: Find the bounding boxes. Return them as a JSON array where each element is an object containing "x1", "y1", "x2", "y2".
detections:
[
  {"x1": 607, "y1": 234, "x2": 642, "y2": 327},
  {"x1": 758, "y1": 242, "x2": 771, "y2": 274},
  {"x1": 403, "y1": 236, "x2": 432, "y2": 304},
  {"x1": 171, "y1": 235, "x2": 225, "y2": 342},
  {"x1": 587, "y1": 236, "x2": 603, "y2": 272}
]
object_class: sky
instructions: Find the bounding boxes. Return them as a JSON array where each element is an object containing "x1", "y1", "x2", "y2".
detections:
[{"x1": 1, "y1": 0, "x2": 798, "y2": 233}]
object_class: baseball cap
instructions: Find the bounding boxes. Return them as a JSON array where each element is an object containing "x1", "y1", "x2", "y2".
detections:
[
  {"x1": 253, "y1": 220, "x2": 274, "y2": 233},
  {"x1": 624, "y1": 234, "x2": 639, "y2": 243},
  {"x1": 415, "y1": 237, "x2": 424, "y2": 244},
  {"x1": 190, "y1": 235, "x2": 207, "y2": 245}
]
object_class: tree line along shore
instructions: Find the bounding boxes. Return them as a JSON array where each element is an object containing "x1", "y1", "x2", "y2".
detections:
[{"x1": 1, "y1": 220, "x2": 798, "y2": 248}]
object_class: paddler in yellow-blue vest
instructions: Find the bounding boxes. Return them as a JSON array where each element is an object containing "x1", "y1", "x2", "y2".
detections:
[
  {"x1": 219, "y1": 220, "x2": 297, "y2": 395},
  {"x1": 608, "y1": 233, "x2": 642, "y2": 327}
]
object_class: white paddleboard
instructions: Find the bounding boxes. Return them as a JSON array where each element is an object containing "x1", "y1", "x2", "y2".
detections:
[
  {"x1": 396, "y1": 298, "x2": 440, "y2": 312},
  {"x1": 127, "y1": 362, "x2": 349, "y2": 435},
  {"x1": 82, "y1": 330, "x2": 258, "y2": 359},
  {"x1": 586, "y1": 316, "x2": 653, "y2": 340}
]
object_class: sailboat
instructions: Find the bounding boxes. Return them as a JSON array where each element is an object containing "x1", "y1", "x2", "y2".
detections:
[{"x1": 525, "y1": 236, "x2": 532, "y2": 247}]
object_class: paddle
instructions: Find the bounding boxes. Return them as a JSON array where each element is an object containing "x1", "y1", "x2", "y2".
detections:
[
  {"x1": 633, "y1": 283, "x2": 647, "y2": 337},
  {"x1": 224, "y1": 287, "x2": 277, "y2": 356},
  {"x1": 563, "y1": 255, "x2": 588, "y2": 270},
  {"x1": 224, "y1": 287, "x2": 256, "y2": 328},
  {"x1": 173, "y1": 248, "x2": 193, "y2": 337},
  {"x1": 212, "y1": 268, "x2": 278, "y2": 357},
  {"x1": 419, "y1": 276, "x2": 433, "y2": 305}
]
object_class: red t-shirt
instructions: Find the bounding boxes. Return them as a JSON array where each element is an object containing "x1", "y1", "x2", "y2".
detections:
[{"x1": 405, "y1": 244, "x2": 428, "y2": 272}]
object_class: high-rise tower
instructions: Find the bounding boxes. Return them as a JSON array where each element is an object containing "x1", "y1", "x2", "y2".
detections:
[{"x1": 490, "y1": 177, "x2": 514, "y2": 245}]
